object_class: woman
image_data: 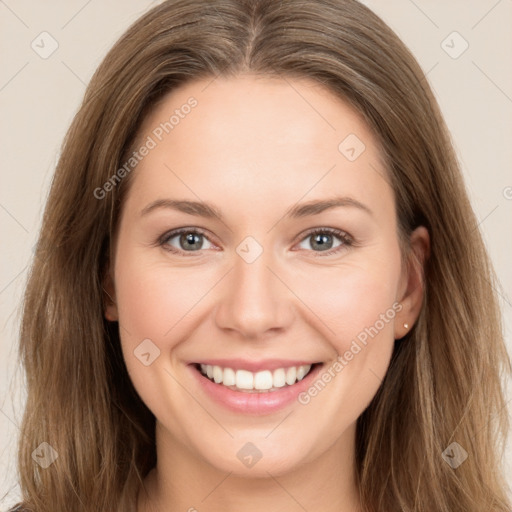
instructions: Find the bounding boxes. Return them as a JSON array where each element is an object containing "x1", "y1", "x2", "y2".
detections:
[{"x1": 10, "y1": 0, "x2": 511, "y2": 511}]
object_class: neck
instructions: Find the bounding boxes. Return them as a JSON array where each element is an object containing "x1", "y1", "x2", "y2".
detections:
[{"x1": 137, "y1": 421, "x2": 362, "y2": 512}]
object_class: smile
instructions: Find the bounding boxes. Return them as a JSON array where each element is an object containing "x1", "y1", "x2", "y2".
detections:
[
  {"x1": 190, "y1": 360, "x2": 324, "y2": 414},
  {"x1": 197, "y1": 363, "x2": 314, "y2": 393}
]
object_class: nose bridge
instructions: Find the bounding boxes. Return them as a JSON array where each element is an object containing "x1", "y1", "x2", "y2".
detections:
[{"x1": 214, "y1": 239, "x2": 293, "y2": 337}]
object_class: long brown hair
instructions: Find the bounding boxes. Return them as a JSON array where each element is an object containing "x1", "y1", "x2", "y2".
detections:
[{"x1": 11, "y1": 1, "x2": 511, "y2": 510}]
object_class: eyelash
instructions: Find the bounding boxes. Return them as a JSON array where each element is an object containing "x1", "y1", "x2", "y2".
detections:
[{"x1": 157, "y1": 227, "x2": 354, "y2": 257}]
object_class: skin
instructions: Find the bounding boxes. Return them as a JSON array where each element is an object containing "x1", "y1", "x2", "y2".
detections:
[{"x1": 104, "y1": 74, "x2": 429, "y2": 512}]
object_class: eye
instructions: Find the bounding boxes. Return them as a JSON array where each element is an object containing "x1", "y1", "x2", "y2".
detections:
[
  {"x1": 159, "y1": 228, "x2": 215, "y2": 254},
  {"x1": 157, "y1": 226, "x2": 353, "y2": 257},
  {"x1": 295, "y1": 228, "x2": 352, "y2": 256}
]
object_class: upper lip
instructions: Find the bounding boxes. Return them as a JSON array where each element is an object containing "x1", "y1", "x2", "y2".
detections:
[{"x1": 191, "y1": 358, "x2": 320, "y2": 372}]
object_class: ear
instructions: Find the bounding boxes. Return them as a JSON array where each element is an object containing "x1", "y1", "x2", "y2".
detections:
[
  {"x1": 395, "y1": 226, "x2": 430, "y2": 339},
  {"x1": 103, "y1": 265, "x2": 119, "y2": 322}
]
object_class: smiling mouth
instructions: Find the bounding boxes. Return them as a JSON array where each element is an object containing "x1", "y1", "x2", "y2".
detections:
[{"x1": 193, "y1": 363, "x2": 321, "y2": 393}]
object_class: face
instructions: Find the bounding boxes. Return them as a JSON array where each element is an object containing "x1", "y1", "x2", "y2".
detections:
[{"x1": 105, "y1": 75, "x2": 426, "y2": 478}]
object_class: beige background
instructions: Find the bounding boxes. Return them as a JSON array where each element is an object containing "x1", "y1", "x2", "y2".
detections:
[{"x1": 1, "y1": 0, "x2": 511, "y2": 508}]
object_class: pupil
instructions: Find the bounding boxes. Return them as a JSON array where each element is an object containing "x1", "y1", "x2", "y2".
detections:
[
  {"x1": 312, "y1": 233, "x2": 332, "y2": 251},
  {"x1": 181, "y1": 232, "x2": 202, "y2": 250}
]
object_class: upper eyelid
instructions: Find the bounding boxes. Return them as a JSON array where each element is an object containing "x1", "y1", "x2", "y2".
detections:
[
  {"x1": 299, "y1": 226, "x2": 351, "y2": 240},
  {"x1": 159, "y1": 227, "x2": 217, "y2": 246}
]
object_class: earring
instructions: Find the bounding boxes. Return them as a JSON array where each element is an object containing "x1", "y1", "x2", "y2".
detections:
[
  {"x1": 403, "y1": 323, "x2": 409, "y2": 329},
  {"x1": 105, "y1": 311, "x2": 117, "y2": 322}
]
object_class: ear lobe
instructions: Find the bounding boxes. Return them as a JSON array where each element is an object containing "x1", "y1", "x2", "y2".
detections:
[
  {"x1": 395, "y1": 226, "x2": 430, "y2": 339},
  {"x1": 103, "y1": 269, "x2": 118, "y2": 322}
]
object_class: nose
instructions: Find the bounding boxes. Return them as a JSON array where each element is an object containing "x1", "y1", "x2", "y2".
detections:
[{"x1": 214, "y1": 247, "x2": 295, "y2": 339}]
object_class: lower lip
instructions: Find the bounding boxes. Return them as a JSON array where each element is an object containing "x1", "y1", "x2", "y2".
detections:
[{"x1": 189, "y1": 363, "x2": 323, "y2": 415}]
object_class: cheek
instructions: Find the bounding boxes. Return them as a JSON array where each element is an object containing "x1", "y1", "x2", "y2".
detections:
[
  {"x1": 114, "y1": 253, "x2": 216, "y2": 345},
  {"x1": 112, "y1": 253, "x2": 218, "y2": 432},
  {"x1": 291, "y1": 249, "x2": 403, "y2": 423},
  {"x1": 290, "y1": 253, "x2": 402, "y2": 351},
  {"x1": 335, "y1": 271, "x2": 399, "y2": 348}
]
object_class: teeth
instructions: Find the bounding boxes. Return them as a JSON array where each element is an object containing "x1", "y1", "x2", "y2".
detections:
[
  {"x1": 254, "y1": 370, "x2": 273, "y2": 390},
  {"x1": 212, "y1": 365, "x2": 223, "y2": 384},
  {"x1": 198, "y1": 364, "x2": 313, "y2": 392},
  {"x1": 223, "y1": 367, "x2": 236, "y2": 386},
  {"x1": 285, "y1": 366, "x2": 297, "y2": 385},
  {"x1": 296, "y1": 365, "x2": 309, "y2": 380},
  {"x1": 273, "y1": 368, "x2": 286, "y2": 388},
  {"x1": 236, "y1": 370, "x2": 254, "y2": 390}
]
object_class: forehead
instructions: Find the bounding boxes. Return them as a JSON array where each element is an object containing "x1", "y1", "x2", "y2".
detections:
[{"x1": 125, "y1": 74, "x2": 392, "y2": 217}]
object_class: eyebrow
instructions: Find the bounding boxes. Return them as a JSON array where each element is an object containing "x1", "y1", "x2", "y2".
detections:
[
  {"x1": 286, "y1": 196, "x2": 373, "y2": 218},
  {"x1": 140, "y1": 196, "x2": 373, "y2": 220}
]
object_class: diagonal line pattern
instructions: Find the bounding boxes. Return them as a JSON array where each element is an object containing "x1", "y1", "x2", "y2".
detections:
[
  {"x1": 164, "y1": 267, "x2": 234, "y2": 336},
  {"x1": 0, "y1": 203, "x2": 29, "y2": 233},
  {"x1": 61, "y1": 61, "x2": 87, "y2": 86},
  {"x1": 468, "y1": 258, "x2": 512, "y2": 308},
  {"x1": 406, "y1": 0, "x2": 439, "y2": 28},
  {"x1": 0, "y1": 482, "x2": 20, "y2": 508},
  {"x1": 200, "y1": 71, "x2": 222, "y2": 93},
  {"x1": 368, "y1": 367, "x2": 383, "y2": 384},
  {"x1": 164, "y1": 163, "x2": 233, "y2": 233},
  {"x1": 265, "y1": 266, "x2": 336, "y2": 335},
  {"x1": 368, "y1": 162, "x2": 393, "y2": 191},
  {"x1": 0, "y1": 62, "x2": 29, "y2": 92},
  {"x1": 419, "y1": 61, "x2": 439, "y2": 86},
  {"x1": 471, "y1": 204, "x2": 499, "y2": 233},
  {"x1": 200, "y1": 471, "x2": 233, "y2": 502},
  {"x1": 0, "y1": 407, "x2": 20, "y2": 431},
  {"x1": 0, "y1": 397, "x2": 90, "y2": 509},
  {"x1": 0, "y1": 266, "x2": 28, "y2": 296},
  {"x1": 472, "y1": 61, "x2": 512, "y2": 104},
  {"x1": 162, "y1": 366, "x2": 234, "y2": 438},
  {"x1": 265, "y1": 471, "x2": 309, "y2": 511},
  {"x1": 61, "y1": 0, "x2": 93, "y2": 29},
  {"x1": 0, "y1": 0, "x2": 29, "y2": 28},
  {"x1": 265, "y1": 411, "x2": 293, "y2": 438},
  {"x1": 266, "y1": 164, "x2": 337, "y2": 234},
  {"x1": 278, "y1": 73, "x2": 336, "y2": 131},
  {"x1": 468, "y1": 396, "x2": 512, "y2": 443},
  {"x1": 472, "y1": 0, "x2": 502, "y2": 29}
]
